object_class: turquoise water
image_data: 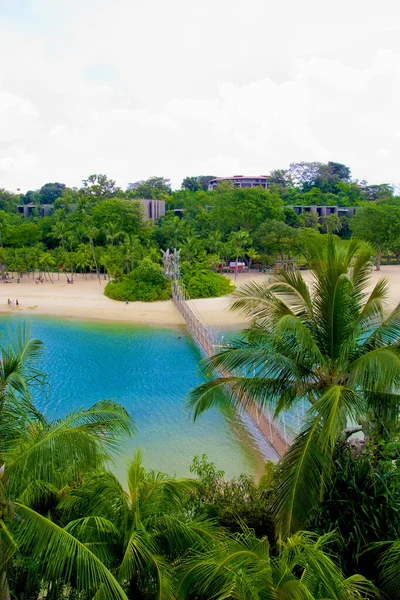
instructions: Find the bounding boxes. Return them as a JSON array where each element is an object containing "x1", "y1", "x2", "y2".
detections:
[{"x1": 0, "y1": 316, "x2": 264, "y2": 479}]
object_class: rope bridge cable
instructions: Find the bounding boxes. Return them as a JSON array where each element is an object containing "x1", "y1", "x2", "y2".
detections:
[{"x1": 170, "y1": 275, "x2": 293, "y2": 459}]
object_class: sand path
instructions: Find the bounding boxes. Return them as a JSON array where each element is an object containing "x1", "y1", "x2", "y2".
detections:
[{"x1": 0, "y1": 267, "x2": 399, "y2": 329}]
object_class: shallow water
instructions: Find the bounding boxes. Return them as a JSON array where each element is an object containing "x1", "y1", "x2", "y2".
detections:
[{"x1": 0, "y1": 315, "x2": 266, "y2": 479}]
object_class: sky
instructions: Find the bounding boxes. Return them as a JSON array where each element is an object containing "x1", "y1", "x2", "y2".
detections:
[{"x1": 0, "y1": 0, "x2": 400, "y2": 192}]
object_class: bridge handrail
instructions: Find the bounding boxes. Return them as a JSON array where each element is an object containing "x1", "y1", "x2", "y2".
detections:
[{"x1": 170, "y1": 277, "x2": 291, "y2": 458}]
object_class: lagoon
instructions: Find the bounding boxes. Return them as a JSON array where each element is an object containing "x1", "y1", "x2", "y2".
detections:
[{"x1": 0, "y1": 316, "x2": 265, "y2": 479}]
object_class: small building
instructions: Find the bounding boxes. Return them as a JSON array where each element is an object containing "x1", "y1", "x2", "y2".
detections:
[
  {"x1": 17, "y1": 203, "x2": 54, "y2": 218},
  {"x1": 208, "y1": 176, "x2": 269, "y2": 191},
  {"x1": 290, "y1": 206, "x2": 360, "y2": 219},
  {"x1": 229, "y1": 261, "x2": 247, "y2": 272},
  {"x1": 139, "y1": 199, "x2": 165, "y2": 222}
]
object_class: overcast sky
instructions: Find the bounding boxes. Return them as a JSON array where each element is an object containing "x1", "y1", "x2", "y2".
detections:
[{"x1": 0, "y1": 0, "x2": 399, "y2": 192}]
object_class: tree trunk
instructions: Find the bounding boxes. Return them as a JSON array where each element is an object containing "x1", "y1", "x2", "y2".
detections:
[
  {"x1": 90, "y1": 241, "x2": 101, "y2": 285},
  {"x1": 376, "y1": 248, "x2": 382, "y2": 271},
  {"x1": 235, "y1": 251, "x2": 239, "y2": 281},
  {"x1": 0, "y1": 572, "x2": 11, "y2": 600}
]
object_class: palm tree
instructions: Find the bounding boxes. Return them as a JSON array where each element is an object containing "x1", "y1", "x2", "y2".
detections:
[
  {"x1": 229, "y1": 229, "x2": 251, "y2": 280},
  {"x1": 206, "y1": 230, "x2": 223, "y2": 255},
  {"x1": 181, "y1": 234, "x2": 204, "y2": 263},
  {"x1": 188, "y1": 236, "x2": 400, "y2": 538},
  {"x1": 86, "y1": 224, "x2": 101, "y2": 283},
  {"x1": 59, "y1": 450, "x2": 219, "y2": 598},
  {"x1": 0, "y1": 326, "x2": 135, "y2": 600},
  {"x1": 52, "y1": 246, "x2": 67, "y2": 280},
  {"x1": 105, "y1": 221, "x2": 124, "y2": 246},
  {"x1": 39, "y1": 251, "x2": 56, "y2": 283},
  {"x1": 122, "y1": 233, "x2": 140, "y2": 274},
  {"x1": 181, "y1": 529, "x2": 377, "y2": 599},
  {"x1": 29, "y1": 243, "x2": 45, "y2": 279},
  {"x1": 51, "y1": 221, "x2": 70, "y2": 251},
  {"x1": 1, "y1": 403, "x2": 135, "y2": 600},
  {"x1": 246, "y1": 247, "x2": 260, "y2": 272},
  {"x1": 75, "y1": 244, "x2": 93, "y2": 278}
]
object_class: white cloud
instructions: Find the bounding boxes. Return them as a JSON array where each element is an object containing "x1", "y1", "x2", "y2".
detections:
[{"x1": 0, "y1": 0, "x2": 400, "y2": 190}]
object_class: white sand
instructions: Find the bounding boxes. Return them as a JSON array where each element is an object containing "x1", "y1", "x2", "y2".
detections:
[{"x1": 0, "y1": 267, "x2": 399, "y2": 329}]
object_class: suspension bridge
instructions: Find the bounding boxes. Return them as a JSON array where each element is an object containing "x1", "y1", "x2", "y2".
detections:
[{"x1": 163, "y1": 249, "x2": 299, "y2": 460}]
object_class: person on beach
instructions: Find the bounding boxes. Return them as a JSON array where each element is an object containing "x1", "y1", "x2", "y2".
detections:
[{"x1": 16, "y1": 299, "x2": 19, "y2": 306}]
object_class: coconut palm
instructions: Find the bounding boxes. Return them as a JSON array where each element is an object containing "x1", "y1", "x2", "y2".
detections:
[
  {"x1": 378, "y1": 539, "x2": 400, "y2": 599},
  {"x1": 51, "y1": 221, "x2": 70, "y2": 251},
  {"x1": 122, "y1": 233, "x2": 141, "y2": 274},
  {"x1": 0, "y1": 326, "x2": 135, "y2": 599},
  {"x1": 188, "y1": 236, "x2": 400, "y2": 538},
  {"x1": 58, "y1": 450, "x2": 220, "y2": 598},
  {"x1": 105, "y1": 221, "x2": 124, "y2": 246},
  {"x1": 181, "y1": 528, "x2": 377, "y2": 599},
  {"x1": 39, "y1": 251, "x2": 56, "y2": 283},
  {"x1": 86, "y1": 224, "x2": 101, "y2": 283},
  {"x1": 229, "y1": 229, "x2": 251, "y2": 279},
  {"x1": 1, "y1": 404, "x2": 134, "y2": 600},
  {"x1": 75, "y1": 243, "x2": 93, "y2": 278}
]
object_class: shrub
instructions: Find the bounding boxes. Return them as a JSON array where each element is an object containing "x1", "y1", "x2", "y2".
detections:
[
  {"x1": 104, "y1": 259, "x2": 171, "y2": 302},
  {"x1": 187, "y1": 454, "x2": 275, "y2": 539},
  {"x1": 182, "y1": 269, "x2": 234, "y2": 299}
]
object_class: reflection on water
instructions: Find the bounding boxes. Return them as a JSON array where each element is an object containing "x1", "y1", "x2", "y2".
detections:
[{"x1": 0, "y1": 315, "x2": 267, "y2": 479}]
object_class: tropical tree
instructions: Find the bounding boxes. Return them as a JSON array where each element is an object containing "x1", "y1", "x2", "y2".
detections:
[
  {"x1": 181, "y1": 529, "x2": 376, "y2": 599},
  {"x1": 188, "y1": 236, "x2": 400, "y2": 538},
  {"x1": 58, "y1": 450, "x2": 218, "y2": 598},
  {"x1": 105, "y1": 221, "x2": 124, "y2": 246},
  {"x1": 246, "y1": 247, "x2": 261, "y2": 271},
  {"x1": 0, "y1": 326, "x2": 135, "y2": 600},
  {"x1": 39, "y1": 251, "x2": 56, "y2": 283},
  {"x1": 51, "y1": 221, "x2": 70, "y2": 251},
  {"x1": 229, "y1": 229, "x2": 251, "y2": 279},
  {"x1": 51, "y1": 246, "x2": 68, "y2": 280},
  {"x1": 75, "y1": 243, "x2": 93, "y2": 278},
  {"x1": 86, "y1": 224, "x2": 101, "y2": 283},
  {"x1": 121, "y1": 233, "x2": 141, "y2": 274}
]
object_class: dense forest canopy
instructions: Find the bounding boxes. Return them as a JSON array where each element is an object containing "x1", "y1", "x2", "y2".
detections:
[
  {"x1": 2, "y1": 166, "x2": 400, "y2": 597},
  {"x1": 0, "y1": 161, "x2": 399, "y2": 301}
]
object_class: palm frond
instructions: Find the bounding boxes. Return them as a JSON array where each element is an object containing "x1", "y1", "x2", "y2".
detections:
[
  {"x1": 13, "y1": 502, "x2": 128, "y2": 600},
  {"x1": 349, "y1": 347, "x2": 400, "y2": 393},
  {"x1": 4, "y1": 401, "x2": 135, "y2": 496},
  {"x1": 272, "y1": 416, "x2": 330, "y2": 539},
  {"x1": 310, "y1": 387, "x2": 366, "y2": 452},
  {"x1": 118, "y1": 528, "x2": 176, "y2": 600},
  {"x1": 377, "y1": 540, "x2": 400, "y2": 599}
]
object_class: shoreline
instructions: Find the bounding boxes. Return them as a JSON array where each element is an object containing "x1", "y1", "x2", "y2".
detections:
[{"x1": 0, "y1": 267, "x2": 400, "y2": 329}]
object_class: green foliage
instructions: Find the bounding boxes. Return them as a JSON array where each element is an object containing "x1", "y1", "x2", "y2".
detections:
[
  {"x1": 351, "y1": 203, "x2": 400, "y2": 267},
  {"x1": 82, "y1": 174, "x2": 120, "y2": 197},
  {"x1": 104, "y1": 259, "x2": 171, "y2": 301},
  {"x1": 311, "y1": 442, "x2": 400, "y2": 578},
  {"x1": 127, "y1": 176, "x2": 171, "y2": 198},
  {"x1": 0, "y1": 325, "x2": 382, "y2": 599},
  {"x1": 188, "y1": 454, "x2": 275, "y2": 538},
  {"x1": 0, "y1": 327, "x2": 135, "y2": 600},
  {"x1": 208, "y1": 186, "x2": 284, "y2": 234},
  {"x1": 188, "y1": 236, "x2": 400, "y2": 539},
  {"x1": 181, "y1": 268, "x2": 234, "y2": 298},
  {"x1": 91, "y1": 198, "x2": 144, "y2": 237},
  {"x1": 181, "y1": 528, "x2": 377, "y2": 600},
  {"x1": 39, "y1": 182, "x2": 66, "y2": 204},
  {"x1": 254, "y1": 219, "x2": 300, "y2": 259},
  {"x1": 3, "y1": 221, "x2": 41, "y2": 247}
]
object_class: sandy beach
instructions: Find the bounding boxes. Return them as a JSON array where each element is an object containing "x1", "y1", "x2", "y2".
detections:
[{"x1": 0, "y1": 267, "x2": 399, "y2": 329}]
